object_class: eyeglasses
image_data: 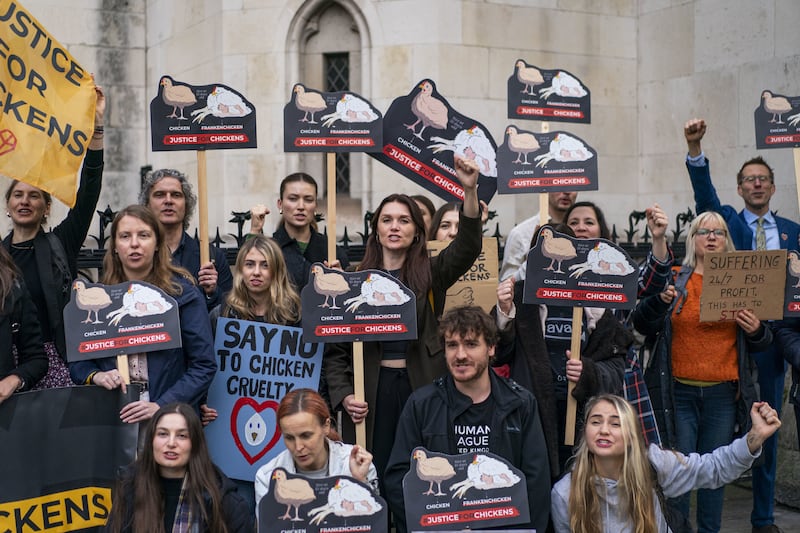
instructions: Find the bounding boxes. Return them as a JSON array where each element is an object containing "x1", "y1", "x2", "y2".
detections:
[
  {"x1": 740, "y1": 175, "x2": 772, "y2": 184},
  {"x1": 695, "y1": 228, "x2": 726, "y2": 237}
]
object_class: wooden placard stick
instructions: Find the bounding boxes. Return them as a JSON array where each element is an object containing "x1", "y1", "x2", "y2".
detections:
[
  {"x1": 325, "y1": 152, "x2": 367, "y2": 447},
  {"x1": 538, "y1": 121, "x2": 551, "y2": 227},
  {"x1": 116, "y1": 354, "x2": 130, "y2": 385},
  {"x1": 197, "y1": 150, "x2": 210, "y2": 264},
  {"x1": 564, "y1": 306, "x2": 583, "y2": 445}
]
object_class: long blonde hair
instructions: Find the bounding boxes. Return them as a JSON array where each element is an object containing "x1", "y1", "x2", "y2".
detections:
[
  {"x1": 102, "y1": 205, "x2": 193, "y2": 296},
  {"x1": 223, "y1": 235, "x2": 300, "y2": 324},
  {"x1": 568, "y1": 394, "x2": 657, "y2": 533}
]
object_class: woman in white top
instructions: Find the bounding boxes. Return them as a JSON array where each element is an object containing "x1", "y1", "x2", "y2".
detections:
[
  {"x1": 254, "y1": 388, "x2": 378, "y2": 507},
  {"x1": 551, "y1": 394, "x2": 780, "y2": 533}
]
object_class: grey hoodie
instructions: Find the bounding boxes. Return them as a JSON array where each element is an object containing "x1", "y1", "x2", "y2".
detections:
[{"x1": 551, "y1": 436, "x2": 759, "y2": 532}]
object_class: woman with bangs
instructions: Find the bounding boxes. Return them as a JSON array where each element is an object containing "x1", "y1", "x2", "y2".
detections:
[
  {"x1": 551, "y1": 394, "x2": 780, "y2": 533},
  {"x1": 631, "y1": 211, "x2": 772, "y2": 533},
  {"x1": 70, "y1": 205, "x2": 217, "y2": 423}
]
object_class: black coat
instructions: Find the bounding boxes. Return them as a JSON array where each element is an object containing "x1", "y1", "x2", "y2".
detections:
[
  {"x1": 272, "y1": 224, "x2": 350, "y2": 290},
  {"x1": 0, "y1": 280, "x2": 47, "y2": 390}
]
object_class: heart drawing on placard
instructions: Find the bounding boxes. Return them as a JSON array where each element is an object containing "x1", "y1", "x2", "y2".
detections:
[{"x1": 230, "y1": 397, "x2": 282, "y2": 465}]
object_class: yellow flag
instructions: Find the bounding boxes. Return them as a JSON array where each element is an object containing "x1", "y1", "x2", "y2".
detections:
[{"x1": 0, "y1": 1, "x2": 95, "y2": 208}]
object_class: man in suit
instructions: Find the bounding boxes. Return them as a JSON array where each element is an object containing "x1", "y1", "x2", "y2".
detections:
[{"x1": 684, "y1": 118, "x2": 799, "y2": 533}]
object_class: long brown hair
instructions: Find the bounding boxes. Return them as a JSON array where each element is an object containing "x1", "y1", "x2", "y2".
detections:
[
  {"x1": 106, "y1": 403, "x2": 229, "y2": 533},
  {"x1": 0, "y1": 245, "x2": 20, "y2": 312},
  {"x1": 359, "y1": 194, "x2": 430, "y2": 296},
  {"x1": 223, "y1": 235, "x2": 300, "y2": 323},
  {"x1": 102, "y1": 205, "x2": 193, "y2": 296},
  {"x1": 568, "y1": 395, "x2": 657, "y2": 533},
  {"x1": 278, "y1": 388, "x2": 341, "y2": 442}
]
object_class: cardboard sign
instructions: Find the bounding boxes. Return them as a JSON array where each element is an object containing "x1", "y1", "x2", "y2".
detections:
[
  {"x1": 258, "y1": 469, "x2": 387, "y2": 532},
  {"x1": 427, "y1": 238, "x2": 499, "y2": 314},
  {"x1": 701, "y1": 250, "x2": 787, "y2": 322},
  {"x1": 507, "y1": 60, "x2": 590, "y2": 124},
  {"x1": 301, "y1": 264, "x2": 418, "y2": 342},
  {"x1": 284, "y1": 84, "x2": 383, "y2": 152},
  {"x1": 0, "y1": 1, "x2": 96, "y2": 207},
  {"x1": 205, "y1": 319, "x2": 323, "y2": 481},
  {"x1": 0, "y1": 387, "x2": 138, "y2": 531},
  {"x1": 370, "y1": 79, "x2": 497, "y2": 204},
  {"x1": 63, "y1": 280, "x2": 182, "y2": 362},
  {"x1": 150, "y1": 75, "x2": 257, "y2": 151},
  {"x1": 523, "y1": 230, "x2": 638, "y2": 309},
  {"x1": 496, "y1": 127, "x2": 598, "y2": 194},
  {"x1": 402, "y1": 448, "x2": 530, "y2": 531},
  {"x1": 753, "y1": 89, "x2": 800, "y2": 149},
  {"x1": 784, "y1": 251, "x2": 800, "y2": 316}
]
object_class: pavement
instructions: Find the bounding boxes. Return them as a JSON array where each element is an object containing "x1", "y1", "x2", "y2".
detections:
[{"x1": 710, "y1": 480, "x2": 800, "y2": 532}]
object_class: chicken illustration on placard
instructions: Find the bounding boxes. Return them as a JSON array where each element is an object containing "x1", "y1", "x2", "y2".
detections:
[
  {"x1": 505, "y1": 126, "x2": 540, "y2": 165},
  {"x1": 293, "y1": 84, "x2": 327, "y2": 124},
  {"x1": 344, "y1": 272, "x2": 412, "y2": 313},
  {"x1": 311, "y1": 265, "x2": 350, "y2": 310},
  {"x1": 159, "y1": 76, "x2": 197, "y2": 120},
  {"x1": 515, "y1": 60, "x2": 544, "y2": 96},
  {"x1": 450, "y1": 454, "x2": 521, "y2": 499},
  {"x1": 413, "y1": 449, "x2": 456, "y2": 496},
  {"x1": 429, "y1": 125, "x2": 497, "y2": 177},
  {"x1": 272, "y1": 469, "x2": 315, "y2": 522},
  {"x1": 569, "y1": 242, "x2": 636, "y2": 278},
  {"x1": 73, "y1": 280, "x2": 112, "y2": 324},
  {"x1": 191, "y1": 86, "x2": 253, "y2": 123},
  {"x1": 539, "y1": 228, "x2": 578, "y2": 274},
  {"x1": 538, "y1": 71, "x2": 588, "y2": 99},
  {"x1": 106, "y1": 283, "x2": 174, "y2": 326},
  {"x1": 308, "y1": 478, "x2": 382, "y2": 525},
  {"x1": 534, "y1": 133, "x2": 593, "y2": 167},
  {"x1": 321, "y1": 93, "x2": 380, "y2": 127},
  {"x1": 405, "y1": 80, "x2": 449, "y2": 140},
  {"x1": 761, "y1": 90, "x2": 793, "y2": 124},
  {"x1": 788, "y1": 252, "x2": 800, "y2": 288}
]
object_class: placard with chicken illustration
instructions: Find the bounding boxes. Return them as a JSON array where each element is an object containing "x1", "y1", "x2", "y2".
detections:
[
  {"x1": 370, "y1": 79, "x2": 498, "y2": 204},
  {"x1": 204, "y1": 318, "x2": 323, "y2": 481},
  {"x1": 403, "y1": 448, "x2": 530, "y2": 531},
  {"x1": 259, "y1": 469, "x2": 387, "y2": 533},
  {"x1": 150, "y1": 75, "x2": 257, "y2": 151},
  {"x1": 523, "y1": 230, "x2": 637, "y2": 309},
  {"x1": 283, "y1": 84, "x2": 383, "y2": 152},
  {"x1": 300, "y1": 264, "x2": 418, "y2": 342},
  {"x1": 496, "y1": 126, "x2": 598, "y2": 194},
  {"x1": 753, "y1": 89, "x2": 800, "y2": 149},
  {"x1": 63, "y1": 280, "x2": 182, "y2": 362},
  {"x1": 507, "y1": 60, "x2": 591, "y2": 124},
  {"x1": 427, "y1": 238, "x2": 500, "y2": 314},
  {"x1": 784, "y1": 250, "x2": 800, "y2": 317}
]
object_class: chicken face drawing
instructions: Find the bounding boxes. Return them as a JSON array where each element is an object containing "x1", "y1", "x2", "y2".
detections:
[
  {"x1": 245, "y1": 411, "x2": 267, "y2": 446},
  {"x1": 343, "y1": 272, "x2": 412, "y2": 313},
  {"x1": 788, "y1": 251, "x2": 800, "y2": 288},
  {"x1": 539, "y1": 71, "x2": 588, "y2": 99},
  {"x1": 321, "y1": 94, "x2": 379, "y2": 127},
  {"x1": 191, "y1": 86, "x2": 253, "y2": 123},
  {"x1": 429, "y1": 125, "x2": 498, "y2": 177},
  {"x1": 568, "y1": 242, "x2": 635, "y2": 279},
  {"x1": 534, "y1": 133, "x2": 593, "y2": 167},
  {"x1": 73, "y1": 280, "x2": 112, "y2": 324},
  {"x1": 159, "y1": 76, "x2": 197, "y2": 120},
  {"x1": 106, "y1": 283, "x2": 174, "y2": 326},
  {"x1": 405, "y1": 80, "x2": 448, "y2": 140},
  {"x1": 449, "y1": 454, "x2": 521, "y2": 499},
  {"x1": 271, "y1": 469, "x2": 315, "y2": 522},
  {"x1": 308, "y1": 478, "x2": 382, "y2": 525}
]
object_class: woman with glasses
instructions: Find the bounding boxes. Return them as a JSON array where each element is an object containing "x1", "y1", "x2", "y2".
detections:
[{"x1": 631, "y1": 210, "x2": 771, "y2": 533}]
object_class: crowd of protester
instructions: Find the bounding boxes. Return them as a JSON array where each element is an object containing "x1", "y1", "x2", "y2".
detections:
[{"x1": 2, "y1": 97, "x2": 798, "y2": 533}]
